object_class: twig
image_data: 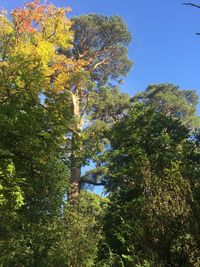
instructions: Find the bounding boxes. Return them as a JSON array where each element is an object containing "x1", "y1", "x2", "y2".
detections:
[{"x1": 182, "y1": 3, "x2": 200, "y2": 8}]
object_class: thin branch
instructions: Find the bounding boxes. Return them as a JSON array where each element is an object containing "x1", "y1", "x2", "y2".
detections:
[
  {"x1": 92, "y1": 57, "x2": 108, "y2": 71},
  {"x1": 80, "y1": 166, "x2": 108, "y2": 186},
  {"x1": 80, "y1": 179, "x2": 106, "y2": 186},
  {"x1": 182, "y1": 2, "x2": 200, "y2": 8}
]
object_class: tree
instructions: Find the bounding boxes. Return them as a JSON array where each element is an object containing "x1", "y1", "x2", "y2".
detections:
[
  {"x1": 62, "y1": 14, "x2": 132, "y2": 201},
  {"x1": 0, "y1": 1, "x2": 76, "y2": 265},
  {"x1": 49, "y1": 191, "x2": 108, "y2": 267},
  {"x1": 132, "y1": 83, "x2": 200, "y2": 129},
  {"x1": 101, "y1": 104, "x2": 200, "y2": 266}
]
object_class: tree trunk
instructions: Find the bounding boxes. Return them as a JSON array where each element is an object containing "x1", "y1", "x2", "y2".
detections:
[{"x1": 69, "y1": 93, "x2": 82, "y2": 203}]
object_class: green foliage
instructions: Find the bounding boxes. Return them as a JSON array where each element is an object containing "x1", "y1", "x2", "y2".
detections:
[
  {"x1": 70, "y1": 14, "x2": 132, "y2": 85},
  {"x1": 0, "y1": 96, "x2": 71, "y2": 266},
  {"x1": 81, "y1": 86, "x2": 131, "y2": 167},
  {"x1": 132, "y1": 83, "x2": 200, "y2": 129},
  {"x1": 49, "y1": 191, "x2": 108, "y2": 267},
  {"x1": 102, "y1": 104, "x2": 200, "y2": 266},
  {"x1": 0, "y1": 160, "x2": 24, "y2": 208},
  {"x1": 88, "y1": 86, "x2": 131, "y2": 123}
]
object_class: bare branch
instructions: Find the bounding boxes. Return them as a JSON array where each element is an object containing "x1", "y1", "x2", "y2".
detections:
[
  {"x1": 182, "y1": 2, "x2": 200, "y2": 8},
  {"x1": 80, "y1": 179, "x2": 106, "y2": 186}
]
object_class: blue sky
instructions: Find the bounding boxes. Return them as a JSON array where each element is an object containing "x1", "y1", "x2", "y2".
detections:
[{"x1": 2, "y1": 0, "x2": 200, "y2": 101}]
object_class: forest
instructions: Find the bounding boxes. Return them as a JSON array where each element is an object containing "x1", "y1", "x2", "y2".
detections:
[{"x1": 0, "y1": 1, "x2": 200, "y2": 266}]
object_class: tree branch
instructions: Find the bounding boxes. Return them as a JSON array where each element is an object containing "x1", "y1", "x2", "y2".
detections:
[
  {"x1": 182, "y1": 2, "x2": 200, "y2": 8},
  {"x1": 92, "y1": 57, "x2": 108, "y2": 71},
  {"x1": 80, "y1": 166, "x2": 108, "y2": 186},
  {"x1": 80, "y1": 179, "x2": 106, "y2": 186}
]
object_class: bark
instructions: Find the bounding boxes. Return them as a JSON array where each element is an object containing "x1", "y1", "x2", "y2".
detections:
[
  {"x1": 69, "y1": 92, "x2": 82, "y2": 203},
  {"x1": 70, "y1": 158, "x2": 81, "y2": 203}
]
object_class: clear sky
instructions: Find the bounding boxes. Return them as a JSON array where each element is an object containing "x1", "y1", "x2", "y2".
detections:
[{"x1": 2, "y1": 0, "x2": 200, "y2": 102}]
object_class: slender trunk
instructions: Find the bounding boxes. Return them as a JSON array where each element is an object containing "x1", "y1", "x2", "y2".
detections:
[{"x1": 69, "y1": 93, "x2": 82, "y2": 203}]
